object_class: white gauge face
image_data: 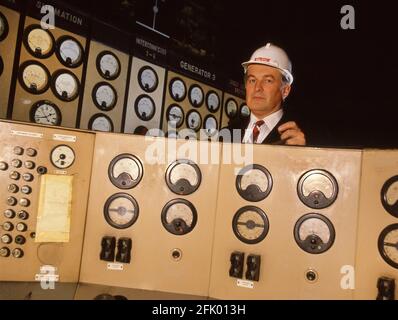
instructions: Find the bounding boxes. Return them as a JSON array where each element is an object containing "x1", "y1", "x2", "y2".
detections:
[
  {"x1": 207, "y1": 92, "x2": 219, "y2": 111},
  {"x1": 107, "y1": 196, "x2": 137, "y2": 227},
  {"x1": 32, "y1": 103, "x2": 60, "y2": 125},
  {"x1": 165, "y1": 202, "x2": 194, "y2": 227},
  {"x1": 226, "y1": 99, "x2": 238, "y2": 117},
  {"x1": 113, "y1": 158, "x2": 140, "y2": 181},
  {"x1": 139, "y1": 67, "x2": 158, "y2": 91},
  {"x1": 99, "y1": 53, "x2": 119, "y2": 78},
  {"x1": 240, "y1": 169, "x2": 270, "y2": 192},
  {"x1": 298, "y1": 218, "x2": 331, "y2": 244},
  {"x1": 95, "y1": 84, "x2": 116, "y2": 109},
  {"x1": 170, "y1": 79, "x2": 186, "y2": 100},
  {"x1": 241, "y1": 104, "x2": 250, "y2": 117},
  {"x1": 59, "y1": 39, "x2": 82, "y2": 65},
  {"x1": 189, "y1": 86, "x2": 204, "y2": 106},
  {"x1": 91, "y1": 116, "x2": 112, "y2": 132},
  {"x1": 382, "y1": 228, "x2": 398, "y2": 264},
  {"x1": 236, "y1": 210, "x2": 266, "y2": 241},
  {"x1": 136, "y1": 96, "x2": 155, "y2": 120},
  {"x1": 167, "y1": 105, "x2": 183, "y2": 127},
  {"x1": 22, "y1": 64, "x2": 48, "y2": 91},
  {"x1": 27, "y1": 28, "x2": 53, "y2": 55},
  {"x1": 50, "y1": 145, "x2": 75, "y2": 169},
  {"x1": 187, "y1": 111, "x2": 201, "y2": 130},
  {"x1": 54, "y1": 72, "x2": 78, "y2": 99},
  {"x1": 302, "y1": 174, "x2": 333, "y2": 198},
  {"x1": 204, "y1": 116, "x2": 217, "y2": 135},
  {"x1": 386, "y1": 181, "x2": 398, "y2": 206},
  {"x1": 170, "y1": 163, "x2": 198, "y2": 186}
]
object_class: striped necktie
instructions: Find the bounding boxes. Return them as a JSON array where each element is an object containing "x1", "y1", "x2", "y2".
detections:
[{"x1": 252, "y1": 120, "x2": 265, "y2": 143}]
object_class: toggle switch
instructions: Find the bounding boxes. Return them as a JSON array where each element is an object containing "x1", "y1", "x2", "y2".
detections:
[
  {"x1": 245, "y1": 254, "x2": 261, "y2": 281},
  {"x1": 116, "y1": 238, "x2": 132, "y2": 264},
  {"x1": 376, "y1": 276, "x2": 395, "y2": 300},
  {"x1": 229, "y1": 251, "x2": 245, "y2": 278},
  {"x1": 100, "y1": 236, "x2": 116, "y2": 262}
]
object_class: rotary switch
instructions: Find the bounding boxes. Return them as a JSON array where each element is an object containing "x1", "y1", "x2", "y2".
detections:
[
  {"x1": 115, "y1": 238, "x2": 132, "y2": 264},
  {"x1": 229, "y1": 252, "x2": 245, "y2": 279},
  {"x1": 100, "y1": 236, "x2": 116, "y2": 262}
]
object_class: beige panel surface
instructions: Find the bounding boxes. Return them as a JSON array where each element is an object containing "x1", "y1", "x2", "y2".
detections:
[{"x1": 209, "y1": 143, "x2": 362, "y2": 299}]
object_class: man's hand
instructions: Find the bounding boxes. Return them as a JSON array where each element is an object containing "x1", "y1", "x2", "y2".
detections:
[{"x1": 277, "y1": 121, "x2": 306, "y2": 146}]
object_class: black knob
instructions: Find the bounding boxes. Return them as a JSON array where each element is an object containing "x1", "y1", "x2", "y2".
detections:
[
  {"x1": 37, "y1": 166, "x2": 47, "y2": 175},
  {"x1": 376, "y1": 277, "x2": 395, "y2": 300},
  {"x1": 229, "y1": 251, "x2": 245, "y2": 278},
  {"x1": 100, "y1": 236, "x2": 116, "y2": 262}
]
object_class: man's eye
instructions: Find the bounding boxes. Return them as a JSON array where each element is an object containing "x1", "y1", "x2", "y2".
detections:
[{"x1": 248, "y1": 78, "x2": 255, "y2": 84}]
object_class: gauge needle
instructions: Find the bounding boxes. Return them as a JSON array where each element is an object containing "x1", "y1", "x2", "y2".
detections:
[
  {"x1": 170, "y1": 113, "x2": 181, "y2": 120},
  {"x1": 384, "y1": 242, "x2": 398, "y2": 249}
]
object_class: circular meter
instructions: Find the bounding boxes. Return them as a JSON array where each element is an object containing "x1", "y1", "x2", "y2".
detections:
[
  {"x1": 23, "y1": 24, "x2": 54, "y2": 58},
  {"x1": 0, "y1": 12, "x2": 9, "y2": 41},
  {"x1": 50, "y1": 145, "x2": 75, "y2": 169},
  {"x1": 206, "y1": 91, "x2": 220, "y2": 113},
  {"x1": 240, "y1": 103, "x2": 251, "y2": 118},
  {"x1": 381, "y1": 175, "x2": 398, "y2": 218},
  {"x1": 104, "y1": 193, "x2": 139, "y2": 229},
  {"x1": 169, "y1": 77, "x2": 186, "y2": 102},
  {"x1": 188, "y1": 84, "x2": 204, "y2": 107},
  {"x1": 236, "y1": 164, "x2": 273, "y2": 202},
  {"x1": 166, "y1": 104, "x2": 184, "y2": 128},
  {"x1": 134, "y1": 94, "x2": 155, "y2": 121},
  {"x1": 19, "y1": 60, "x2": 50, "y2": 94},
  {"x1": 30, "y1": 100, "x2": 62, "y2": 126},
  {"x1": 138, "y1": 66, "x2": 158, "y2": 92},
  {"x1": 96, "y1": 51, "x2": 121, "y2": 80},
  {"x1": 186, "y1": 110, "x2": 202, "y2": 132},
  {"x1": 294, "y1": 213, "x2": 335, "y2": 254},
  {"x1": 203, "y1": 115, "x2": 218, "y2": 137},
  {"x1": 88, "y1": 113, "x2": 114, "y2": 132},
  {"x1": 56, "y1": 35, "x2": 84, "y2": 68},
  {"x1": 165, "y1": 159, "x2": 201, "y2": 195},
  {"x1": 225, "y1": 98, "x2": 238, "y2": 118},
  {"x1": 297, "y1": 169, "x2": 338, "y2": 209},
  {"x1": 51, "y1": 70, "x2": 80, "y2": 101},
  {"x1": 161, "y1": 199, "x2": 197, "y2": 235},
  {"x1": 378, "y1": 224, "x2": 398, "y2": 269},
  {"x1": 92, "y1": 82, "x2": 117, "y2": 111},
  {"x1": 108, "y1": 154, "x2": 143, "y2": 189},
  {"x1": 232, "y1": 206, "x2": 269, "y2": 244}
]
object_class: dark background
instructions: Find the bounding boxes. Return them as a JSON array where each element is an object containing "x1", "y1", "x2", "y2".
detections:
[{"x1": 68, "y1": 0, "x2": 397, "y2": 148}]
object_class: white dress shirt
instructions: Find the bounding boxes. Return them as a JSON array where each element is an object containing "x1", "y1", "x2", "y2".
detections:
[{"x1": 242, "y1": 109, "x2": 284, "y2": 144}]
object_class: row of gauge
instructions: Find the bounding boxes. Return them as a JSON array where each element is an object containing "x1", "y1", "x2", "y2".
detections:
[{"x1": 0, "y1": 10, "x2": 250, "y2": 135}]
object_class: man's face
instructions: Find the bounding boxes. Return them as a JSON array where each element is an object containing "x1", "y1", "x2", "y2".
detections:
[{"x1": 245, "y1": 64, "x2": 291, "y2": 118}]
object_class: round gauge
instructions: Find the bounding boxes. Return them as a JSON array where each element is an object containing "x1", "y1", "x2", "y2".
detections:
[
  {"x1": 23, "y1": 24, "x2": 55, "y2": 58},
  {"x1": 51, "y1": 70, "x2": 80, "y2": 101},
  {"x1": 104, "y1": 193, "x2": 139, "y2": 229},
  {"x1": 188, "y1": 84, "x2": 204, "y2": 107},
  {"x1": 108, "y1": 154, "x2": 143, "y2": 189},
  {"x1": 206, "y1": 90, "x2": 220, "y2": 113},
  {"x1": 56, "y1": 35, "x2": 84, "y2": 68},
  {"x1": 134, "y1": 94, "x2": 155, "y2": 121},
  {"x1": 232, "y1": 206, "x2": 269, "y2": 244},
  {"x1": 225, "y1": 98, "x2": 238, "y2": 118},
  {"x1": 50, "y1": 144, "x2": 75, "y2": 169},
  {"x1": 169, "y1": 77, "x2": 186, "y2": 102},
  {"x1": 30, "y1": 100, "x2": 62, "y2": 126},
  {"x1": 186, "y1": 110, "x2": 202, "y2": 132},
  {"x1": 88, "y1": 113, "x2": 114, "y2": 132},
  {"x1": 96, "y1": 51, "x2": 121, "y2": 80},
  {"x1": 0, "y1": 56, "x2": 3, "y2": 76},
  {"x1": 18, "y1": 60, "x2": 50, "y2": 94},
  {"x1": 133, "y1": 126, "x2": 149, "y2": 136},
  {"x1": 0, "y1": 12, "x2": 9, "y2": 41},
  {"x1": 236, "y1": 164, "x2": 273, "y2": 202},
  {"x1": 203, "y1": 115, "x2": 218, "y2": 137},
  {"x1": 297, "y1": 169, "x2": 338, "y2": 209},
  {"x1": 165, "y1": 159, "x2": 201, "y2": 195},
  {"x1": 381, "y1": 175, "x2": 398, "y2": 218},
  {"x1": 240, "y1": 103, "x2": 251, "y2": 118},
  {"x1": 294, "y1": 213, "x2": 336, "y2": 254},
  {"x1": 378, "y1": 224, "x2": 398, "y2": 269},
  {"x1": 166, "y1": 104, "x2": 184, "y2": 128},
  {"x1": 92, "y1": 82, "x2": 117, "y2": 111},
  {"x1": 161, "y1": 198, "x2": 197, "y2": 235},
  {"x1": 138, "y1": 66, "x2": 158, "y2": 93}
]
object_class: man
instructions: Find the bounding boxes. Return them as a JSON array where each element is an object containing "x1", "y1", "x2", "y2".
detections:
[{"x1": 228, "y1": 43, "x2": 306, "y2": 145}]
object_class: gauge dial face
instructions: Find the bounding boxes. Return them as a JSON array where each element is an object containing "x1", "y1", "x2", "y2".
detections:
[
  {"x1": 225, "y1": 98, "x2": 238, "y2": 118},
  {"x1": 88, "y1": 113, "x2": 114, "y2": 132},
  {"x1": 104, "y1": 193, "x2": 139, "y2": 229},
  {"x1": 378, "y1": 224, "x2": 398, "y2": 269},
  {"x1": 30, "y1": 100, "x2": 61, "y2": 126},
  {"x1": 188, "y1": 84, "x2": 204, "y2": 107},
  {"x1": 52, "y1": 70, "x2": 80, "y2": 101},
  {"x1": 186, "y1": 110, "x2": 202, "y2": 132},
  {"x1": 166, "y1": 159, "x2": 201, "y2": 195},
  {"x1": 96, "y1": 51, "x2": 120, "y2": 80},
  {"x1": 24, "y1": 25, "x2": 54, "y2": 58},
  {"x1": 166, "y1": 104, "x2": 184, "y2": 128},
  {"x1": 50, "y1": 145, "x2": 75, "y2": 169},
  {"x1": 206, "y1": 91, "x2": 220, "y2": 112},
  {"x1": 236, "y1": 164, "x2": 273, "y2": 202},
  {"x1": 381, "y1": 175, "x2": 398, "y2": 218},
  {"x1": 19, "y1": 61, "x2": 50, "y2": 94},
  {"x1": 232, "y1": 206, "x2": 269, "y2": 244},
  {"x1": 204, "y1": 115, "x2": 218, "y2": 136},
  {"x1": 169, "y1": 78, "x2": 186, "y2": 101},
  {"x1": 297, "y1": 169, "x2": 338, "y2": 209},
  {"x1": 134, "y1": 94, "x2": 155, "y2": 121},
  {"x1": 108, "y1": 154, "x2": 143, "y2": 189},
  {"x1": 240, "y1": 104, "x2": 251, "y2": 118},
  {"x1": 92, "y1": 82, "x2": 117, "y2": 110},
  {"x1": 0, "y1": 12, "x2": 9, "y2": 41},
  {"x1": 56, "y1": 36, "x2": 83, "y2": 68},
  {"x1": 138, "y1": 66, "x2": 158, "y2": 92},
  {"x1": 161, "y1": 199, "x2": 197, "y2": 235},
  {"x1": 294, "y1": 213, "x2": 335, "y2": 254}
]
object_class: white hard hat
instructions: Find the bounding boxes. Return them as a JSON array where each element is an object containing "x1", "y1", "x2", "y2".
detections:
[{"x1": 242, "y1": 43, "x2": 294, "y2": 85}]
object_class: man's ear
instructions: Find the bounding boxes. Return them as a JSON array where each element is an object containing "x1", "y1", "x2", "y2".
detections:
[{"x1": 282, "y1": 84, "x2": 291, "y2": 100}]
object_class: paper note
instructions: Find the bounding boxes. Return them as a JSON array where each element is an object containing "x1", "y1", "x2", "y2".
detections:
[{"x1": 35, "y1": 175, "x2": 73, "y2": 242}]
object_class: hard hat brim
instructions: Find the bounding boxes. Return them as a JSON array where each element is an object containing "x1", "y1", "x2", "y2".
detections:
[{"x1": 242, "y1": 61, "x2": 294, "y2": 85}]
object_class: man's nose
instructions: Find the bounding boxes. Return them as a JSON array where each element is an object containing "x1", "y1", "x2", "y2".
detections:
[{"x1": 254, "y1": 80, "x2": 263, "y2": 92}]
